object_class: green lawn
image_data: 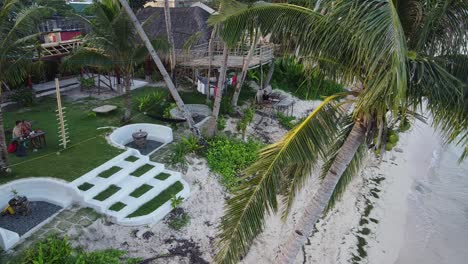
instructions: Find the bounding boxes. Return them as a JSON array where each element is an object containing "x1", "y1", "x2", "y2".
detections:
[
  {"x1": 78, "y1": 182, "x2": 94, "y2": 191},
  {"x1": 127, "y1": 181, "x2": 183, "y2": 218},
  {"x1": 109, "y1": 201, "x2": 126, "y2": 212},
  {"x1": 93, "y1": 184, "x2": 121, "y2": 201},
  {"x1": 154, "y1": 172, "x2": 171, "y2": 180},
  {"x1": 130, "y1": 164, "x2": 154, "y2": 177},
  {"x1": 129, "y1": 184, "x2": 153, "y2": 198},
  {"x1": 98, "y1": 166, "x2": 122, "y2": 178},
  {"x1": 124, "y1": 156, "x2": 139, "y2": 162},
  {"x1": 0, "y1": 86, "x2": 173, "y2": 184}
]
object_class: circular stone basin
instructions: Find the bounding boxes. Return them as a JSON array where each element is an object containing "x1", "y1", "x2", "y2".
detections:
[
  {"x1": 132, "y1": 131, "x2": 148, "y2": 149},
  {"x1": 109, "y1": 124, "x2": 173, "y2": 156}
]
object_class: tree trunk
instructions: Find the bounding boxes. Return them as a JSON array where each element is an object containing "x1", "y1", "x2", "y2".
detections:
[
  {"x1": 0, "y1": 84, "x2": 9, "y2": 172},
  {"x1": 164, "y1": 0, "x2": 177, "y2": 82},
  {"x1": 231, "y1": 36, "x2": 257, "y2": 107},
  {"x1": 206, "y1": 44, "x2": 229, "y2": 136},
  {"x1": 122, "y1": 73, "x2": 132, "y2": 123},
  {"x1": 275, "y1": 122, "x2": 367, "y2": 263},
  {"x1": 263, "y1": 58, "x2": 275, "y2": 89},
  {"x1": 118, "y1": 0, "x2": 197, "y2": 131},
  {"x1": 206, "y1": 26, "x2": 217, "y2": 102}
]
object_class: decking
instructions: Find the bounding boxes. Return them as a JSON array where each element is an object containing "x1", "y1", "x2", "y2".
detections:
[{"x1": 176, "y1": 41, "x2": 274, "y2": 69}]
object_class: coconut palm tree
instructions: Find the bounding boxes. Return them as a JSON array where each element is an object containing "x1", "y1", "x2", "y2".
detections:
[
  {"x1": 118, "y1": 0, "x2": 199, "y2": 131},
  {"x1": 64, "y1": 0, "x2": 170, "y2": 123},
  {"x1": 209, "y1": 0, "x2": 468, "y2": 263},
  {"x1": 0, "y1": 0, "x2": 48, "y2": 171},
  {"x1": 163, "y1": 0, "x2": 177, "y2": 81}
]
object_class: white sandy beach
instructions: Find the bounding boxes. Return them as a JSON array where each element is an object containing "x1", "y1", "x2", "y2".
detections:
[{"x1": 69, "y1": 96, "x2": 452, "y2": 264}]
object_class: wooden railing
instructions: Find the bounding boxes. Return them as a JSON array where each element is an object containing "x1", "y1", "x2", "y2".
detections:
[
  {"x1": 33, "y1": 39, "x2": 83, "y2": 59},
  {"x1": 176, "y1": 41, "x2": 274, "y2": 65}
]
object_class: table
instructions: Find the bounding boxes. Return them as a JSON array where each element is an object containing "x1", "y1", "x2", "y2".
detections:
[{"x1": 19, "y1": 131, "x2": 47, "y2": 149}]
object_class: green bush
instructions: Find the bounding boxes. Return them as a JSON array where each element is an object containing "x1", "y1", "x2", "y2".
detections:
[
  {"x1": 18, "y1": 236, "x2": 139, "y2": 264},
  {"x1": 163, "y1": 103, "x2": 177, "y2": 119},
  {"x1": 79, "y1": 77, "x2": 95, "y2": 90},
  {"x1": 268, "y1": 57, "x2": 344, "y2": 100},
  {"x1": 237, "y1": 108, "x2": 255, "y2": 138},
  {"x1": 169, "y1": 135, "x2": 201, "y2": 166},
  {"x1": 170, "y1": 195, "x2": 184, "y2": 209},
  {"x1": 277, "y1": 112, "x2": 297, "y2": 130},
  {"x1": 217, "y1": 116, "x2": 227, "y2": 131},
  {"x1": 11, "y1": 87, "x2": 35, "y2": 107},
  {"x1": 136, "y1": 91, "x2": 166, "y2": 112},
  {"x1": 205, "y1": 137, "x2": 262, "y2": 189},
  {"x1": 168, "y1": 211, "x2": 191, "y2": 231}
]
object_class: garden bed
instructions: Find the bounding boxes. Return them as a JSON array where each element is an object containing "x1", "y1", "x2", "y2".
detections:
[{"x1": 0, "y1": 201, "x2": 62, "y2": 236}]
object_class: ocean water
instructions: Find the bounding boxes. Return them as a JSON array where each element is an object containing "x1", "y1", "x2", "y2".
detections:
[{"x1": 395, "y1": 142, "x2": 468, "y2": 264}]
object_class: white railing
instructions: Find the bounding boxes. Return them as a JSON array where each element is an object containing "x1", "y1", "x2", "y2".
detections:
[{"x1": 176, "y1": 41, "x2": 274, "y2": 65}]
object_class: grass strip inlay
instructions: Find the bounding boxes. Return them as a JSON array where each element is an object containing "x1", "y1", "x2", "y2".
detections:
[
  {"x1": 98, "y1": 166, "x2": 122, "y2": 178},
  {"x1": 93, "y1": 185, "x2": 121, "y2": 201},
  {"x1": 78, "y1": 182, "x2": 94, "y2": 191},
  {"x1": 127, "y1": 181, "x2": 183, "y2": 218},
  {"x1": 125, "y1": 156, "x2": 139, "y2": 162},
  {"x1": 129, "y1": 184, "x2": 153, "y2": 198},
  {"x1": 154, "y1": 172, "x2": 171, "y2": 180},
  {"x1": 109, "y1": 202, "x2": 126, "y2": 212},
  {"x1": 130, "y1": 164, "x2": 154, "y2": 177}
]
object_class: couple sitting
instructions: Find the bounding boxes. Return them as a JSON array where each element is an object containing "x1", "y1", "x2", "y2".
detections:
[{"x1": 12, "y1": 120, "x2": 32, "y2": 140}]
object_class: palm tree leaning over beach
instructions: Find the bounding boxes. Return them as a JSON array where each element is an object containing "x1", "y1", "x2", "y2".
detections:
[
  {"x1": 64, "y1": 0, "x2": 170, "y2": 123},
  {"x1": 0, "y1": 0, "x2": 48, "y2": 172},
  {"x1": 209, "y1": 0, "x2": 468, "y2": 263}
]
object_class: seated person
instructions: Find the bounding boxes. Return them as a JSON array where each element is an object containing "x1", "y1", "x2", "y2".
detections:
[
  {"x1": 20, "y1": 120, "x2": 32, "y2": 136},
  {"x1": 262, "y1": 90, "x2": 270, "y2": 102},
  {"x1": 12, "y1": 120, "x2": 22, "y2": 139}
]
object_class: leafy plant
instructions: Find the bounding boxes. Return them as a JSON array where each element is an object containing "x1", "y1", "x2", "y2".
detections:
[
  {"x1": 181, "y1": 134, "x2": 202, "y2": 153},
  {"x1": 205, "y1": 137, "x2": 262, "y2": 190},
  {"x1": 170, "y1": 195, "x2": 184, "y2": 209},
  {"x1": 168, "y1": 211, "x2": 191, "y2": 231},
  {"x1": 276, "y1": 112, "x2": 297, "y2": 130},
  {"x1": 237, "y1": 108, "x2": 255, "y2": 138},
  {"x1": 169, "y1": 141, "x2": 189, "y2": 167},
  {"x1": 18, "y1": 235, "x2": 139, "y2": 264},
  {"x1": 217, "y1": 116, "x2": 227, "y2": 131},
  {"x1": 163, "y1": 103, "x2": 177, "y2": 119},
  {"x1": 136, "y1": 91, "x2": 166, "y2": 112},
  {"x1": 10, "y1": 87, "x2": 35, "y2": 107},
  {"x1": 79, "y1": 77, "x2": 95, "y2": 90}
]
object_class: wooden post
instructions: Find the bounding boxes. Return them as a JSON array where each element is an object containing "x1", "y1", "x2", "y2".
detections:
[{"x1": 55, "y1": 78, "x2": 69, "y2": 149}]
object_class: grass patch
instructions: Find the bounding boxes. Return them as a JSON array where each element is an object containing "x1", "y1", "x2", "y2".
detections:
[
  {"x1": 127, "y1": 181, "x2": 183, "y2": 218},
  {"x1": 109, "y1": 202, "x2": 126, "y2": 212},
  {"x1": 1, "y1": 86, "x2": 172, "y2": 184},
  {"x1": 130, "y1": 164, "x2": 154, "y2": 177},
  {"x1": 125, "y1": 156, "x2": 139, "y2": 162},
  {"x1": 78, "y1": 182, "x2": 94, "y2": 191},
  {"x1": 93, "y1": 185, "x2": 121, "y2": 201},
  {"x1": 155, "y1": 172, "x2": 171, "y2": 180},
  {"x1": 168, "y1": 211, "x2": 191, "y2": 231},
  {"x1": 98, "y1": 166, "x2": 122, "y2": 178},
  {"x1": 129, "y1": 184, "x2": 153, "y2": 198}
]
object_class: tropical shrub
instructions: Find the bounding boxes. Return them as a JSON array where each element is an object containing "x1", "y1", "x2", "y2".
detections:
[
  {"x1": 217, "y1": 116, "x2": 227, "y2": 131},
  {"x1": 136, "y1": 91, "x2": 166, "y2": 112},
  {"x1": 237, "y1": 108, "x2": 254, "y2": 138},
  {"x1": 269, "y1": 57, "x2": 344, "y2": 100},
  {"x1": 205, "y1": 136, "x2": 262, "y2": 189},
  {"x1": 168, "y1": 211, "x2": 191, "y2": 231},
  {"x1": 170, "y1": 195, "x2": 184, "y2": 209},
  {"x1": 276, "y1": 112, "x2": 297, "y2": 130},
  {"x1": 10, "y1": 87, "x2": 35, "y2": 107},
  {"x1": 17, "y1": 236, "x2": 139, "y2": 264}
]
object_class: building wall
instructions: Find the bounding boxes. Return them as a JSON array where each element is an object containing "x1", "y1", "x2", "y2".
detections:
[{"x1": 145, "y1": 0, "x2": 195, "y2": 8}]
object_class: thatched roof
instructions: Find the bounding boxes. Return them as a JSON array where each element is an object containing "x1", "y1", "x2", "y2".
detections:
[{"x1": 137, "y1": 6, "x2": 212, "y2": 49}]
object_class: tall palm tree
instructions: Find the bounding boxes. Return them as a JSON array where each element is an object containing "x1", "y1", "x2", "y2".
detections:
[
  {"x1": 64, "y1": 0, "x2": 169, "y2": 123},
  {"x1": 209, "y1": 0, "x2": 467, "y2": 263},
  {"x1": 118, "y1": 0, "x2": 199, "y2": 131},
  {"x1": 163, "y1": 0, "x2": 177, "y2": 81},
  {"x1": 0, "y1": 0, "x2": 48, "y2": 171}
]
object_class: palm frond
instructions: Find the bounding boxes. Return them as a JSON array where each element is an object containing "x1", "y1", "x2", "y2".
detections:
[
  {"x1": 407, "y1": 56, "x2": 468, "y2": 153},
  {"x1": 215, "y1": 94, "x2": 347, "y2": 264},
  {"x1": 62, "y1": 48, "x2": 114, "y2": 71}
]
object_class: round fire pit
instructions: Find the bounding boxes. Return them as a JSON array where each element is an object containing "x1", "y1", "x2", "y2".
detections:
[{"x1": 132, "y1": 130, "x2": 148, "y2": 149}]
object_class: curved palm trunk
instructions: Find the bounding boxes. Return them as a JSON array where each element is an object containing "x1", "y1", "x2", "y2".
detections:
[
  {"x1": 122, "y1": 73, "x2": 132, "y2": 123},
  {"x1": 263, "y1": 58, "x2": 275, "y2": 89},
  {"x1": 163, "y1": 0, "x2": 176, "y2": 81},
  {"x1": 231, "y1": 36, "x2": 257, "y2": 106},
  {"x1": 206, "y1": 44, "x2": 229, "y2": 136},
  {"x1": 0, "y1": 87, "x2": 8, "y2": 172},
  {"x1": 118, "y1": 0, "x2": 197, "y2": 131},
  {"x1": 206, "y1": 26, "x2": 217, "y2": 102},
  {"x1": 275, "y1": 122, "x2": 367, "y2": 263}
]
